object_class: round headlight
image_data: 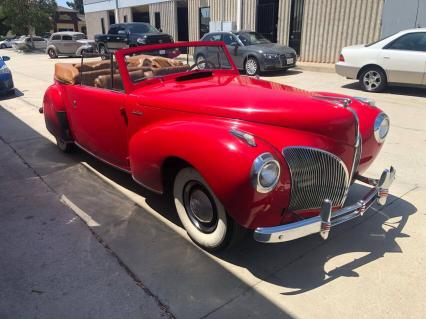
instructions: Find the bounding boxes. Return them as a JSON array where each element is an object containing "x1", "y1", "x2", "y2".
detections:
[
  {"x1": 374, "y1": 112, "x2": 389, "y2": 143},
  {"x1": 251, "y1": 153, "x2": 281, "y2": 193}
]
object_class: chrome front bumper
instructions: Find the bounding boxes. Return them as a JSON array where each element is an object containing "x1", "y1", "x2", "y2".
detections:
[{"x1": 254, "y1": 167, "x2": 396, "y2": 243}]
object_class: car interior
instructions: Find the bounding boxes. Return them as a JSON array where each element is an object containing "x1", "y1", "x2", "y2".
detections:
[{"x1": 54, "y1": 54, "x2": 190, "y2": 91}]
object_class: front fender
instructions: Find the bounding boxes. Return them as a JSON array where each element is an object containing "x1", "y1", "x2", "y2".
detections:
[{"x1": 128, "y1": 117, "x2": 291, "y2": 228}]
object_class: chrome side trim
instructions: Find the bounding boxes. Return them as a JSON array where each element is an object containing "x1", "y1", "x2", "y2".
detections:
[
  {"x1": 74, "y1": 141, "x2": 131, "y2": 174},
  {"x1": 230, "y1": 128, "x2": 256, "y2": 147},
  {"x1": 254, "y1": 166, "x2": 396, "y2": 243}
]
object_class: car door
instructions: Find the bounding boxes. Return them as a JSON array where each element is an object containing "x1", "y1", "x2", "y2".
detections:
[
  {"x1": 60, "y1": 34, "x2": 75, "y2": 54},
  {"x1": 380, "y1": 32, "x2": 426, "y2": 85},
  {"x1": 107, "y1": 25, "x2": 127, "y2": 50},
  {"x1": 64, "y1": 68, "x2": 129, "y2": 169},
  {"x1": 222, "y1": 33, "x2": 244, "y2": 68},
  {"x1": 33, "y1": 37, "x2": 46, "y2": 49}
]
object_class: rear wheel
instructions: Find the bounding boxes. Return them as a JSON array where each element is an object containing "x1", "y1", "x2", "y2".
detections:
[
  {"x1": 0, "y1": 44, "x2": 6, "y2": 49},
  {"x1": 48, "y1": 48, "x2": 58, "y2": 59},
  {"x1": 173, "y1": 167, "x2": 245, "y2": 251},
  {"x1": 55, "y1": 137, "x2": 73, "y2": 153},
  {"x1": 98, "y1": 44, "x2": 108, "y2": 60},
  {"x1": 359, "y1": 66, "x2": 387, "y2": 92}
]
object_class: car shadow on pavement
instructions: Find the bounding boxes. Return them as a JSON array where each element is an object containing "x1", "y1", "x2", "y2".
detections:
[
  {"x1": 56, "y1": 139, "x2": 417, "y2": 296},
  {"x1": 0, "y1": 106, "x2": 416, "y2": 312},
  {"x1": 342, "y1": 82, "x2": 426, "y2": 98}
]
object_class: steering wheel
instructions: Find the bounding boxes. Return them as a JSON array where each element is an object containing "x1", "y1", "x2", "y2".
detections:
[{"x1": 189, "y1": 59, "x2": 216, "y2": 71}]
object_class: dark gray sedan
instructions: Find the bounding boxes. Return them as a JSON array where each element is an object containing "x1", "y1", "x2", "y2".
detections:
[{"x1": 195, "y1": 31, "x2": 297, "y2": 75}]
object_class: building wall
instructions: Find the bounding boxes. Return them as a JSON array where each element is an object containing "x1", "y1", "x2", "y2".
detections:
[
  {"x1": 277, "y1": 0, "x2": 291, "y2": 45},
  {"x1": 300, "y1": 0, "x2": 384, "y2": 63},
  {"x1": 188, "y1": 0, "x2": 259, "y2": 41},
  {"x1": 381, "y1": 0, "x2": 426, "y2": 37},
  {"x1": 149, "y1": 1, "x2": 178, "y2": 39},
  {"x1": 118, "y1": 7, "x2": 133, "y2": 23},
  {"x1": 85, "y1": 10, "x2": 110, "y2": 39}
]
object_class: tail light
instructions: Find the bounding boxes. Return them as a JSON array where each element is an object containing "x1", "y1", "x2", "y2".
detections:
[{"x1": 339, "y1": 53, "x2": 345, "y2": 62}]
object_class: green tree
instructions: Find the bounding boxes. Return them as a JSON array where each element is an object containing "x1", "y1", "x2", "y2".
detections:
[
  {"x1": 0, "y1": 0, "x2": 57, "y2": 44},
  {"x1": 66, "y1": 0, "x2": 83, "y2": 14}
]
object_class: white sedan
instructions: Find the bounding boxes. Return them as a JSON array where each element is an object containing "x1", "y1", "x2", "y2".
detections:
[{"x1": 336, "y1": 28, "x2": 426, "y2": 92}]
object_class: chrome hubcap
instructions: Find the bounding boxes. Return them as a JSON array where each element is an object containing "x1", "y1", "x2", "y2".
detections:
[
  {"x1": 196, "y1": 56, "x2": 206, "y2": 70},
  {"x1": 183, "y1": 181, "x2": 218, "y2": 233},
  {"x1": 246, "y1": 58, "x2": 257, "y2": 75},
  {"x1": 363, "y1": 71, "x2": 381, "y2": 91}
]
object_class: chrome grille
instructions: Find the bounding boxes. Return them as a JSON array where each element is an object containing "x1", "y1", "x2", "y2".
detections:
[{"x1": 283, "y1": 147, "x2": 350, "y2": 211}]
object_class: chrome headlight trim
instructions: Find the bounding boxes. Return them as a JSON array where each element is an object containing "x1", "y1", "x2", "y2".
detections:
[
  {"x1": 353, "y1": 96, "x2": 376, "y2": 107},
  {"x1": 251, "y1": 152, "x2": 281, "y2": 193},
  {"x1": 374, "y1": 112, "x2": 390, "y2": 143}
]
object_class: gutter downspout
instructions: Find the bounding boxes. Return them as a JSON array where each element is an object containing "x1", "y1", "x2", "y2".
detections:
[
  {"x1": 115, "y1": 0, "x2": 120, "y2": 23},
  {"x1": 236, "y1": 0, "x2": 242, "y2": 30}
]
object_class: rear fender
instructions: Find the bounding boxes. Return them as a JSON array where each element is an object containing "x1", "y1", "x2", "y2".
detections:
[
  {"x1": 128, "y1": 118, "x2": 291, "y2": 228},
  {"x1": 43, "y1": 84, "x2": 73, "y2": 142}
]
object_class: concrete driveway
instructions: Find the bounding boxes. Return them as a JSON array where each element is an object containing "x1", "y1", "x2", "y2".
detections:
[{"x1": 1, "y1": 49, "x2": 425, "y2": 318}]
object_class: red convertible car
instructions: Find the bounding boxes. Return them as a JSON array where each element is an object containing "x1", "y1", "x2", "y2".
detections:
[{"x1": 42, "y1": 41, "x2": 395, "y2": 251}]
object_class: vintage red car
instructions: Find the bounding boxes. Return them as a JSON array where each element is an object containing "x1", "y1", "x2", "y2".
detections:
[{"x1": 42, "y1": 41, "x2": 395, "y2": 251}]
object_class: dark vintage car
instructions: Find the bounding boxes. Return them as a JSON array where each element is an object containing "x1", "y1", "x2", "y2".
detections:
[
  {"x1": 46, "y1": 32, "x2": 95, "y2": 58},
  {"x1": 42, "y1": 41, "x2": 395, "y2": 251},
  {"x1": 196, "y1": 31, "x2": 297, "y2": 75},
  {"x1": 95, "y1": 22, "x2": 173, "y2": 56}
]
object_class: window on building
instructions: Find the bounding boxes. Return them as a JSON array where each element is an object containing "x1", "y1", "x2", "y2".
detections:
[
  {"x1": 155, "y1": 12, "x2": 161, "y2": 30},
  {"x1": 124, "y1": 15, "x2": 128, "y2": 23},
  {"x1": 199, "y1": 7, "x2": 210, "y2": 38},
  {"x1": 101, "y1": 18, "x2": 106, "y2": 34},
  {"x1": 109, "y1": 11, "x2": 116, "y2": 25},
  {"x1": 385, "y1": 32, "x2": 426, "y2": 52}
]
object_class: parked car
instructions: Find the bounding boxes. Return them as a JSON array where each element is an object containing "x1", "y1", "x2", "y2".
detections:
[
  {"x1": 46, "y1": 32, "x2": 95, "y2": 58},
  {"x1": 0, "y1": 55, "x2": 15, "y2": 95},
  {"x1": 42, "y1": 41, "x2": 395, "y2": 251},
  {"x1": 0, "y1": 39, "x2": 12, "y2": 49},
  {"x1": 196, "y1": 31, "x2": 297, "y2": 75},
  {"x1": 12, "y1": 36, "x2": 47, "y2": 51},
  {"x1": 95, "y1": 22, "x2": 173, "y2": 56},
  {"x1": 336, "y1": 28, "x2": 426, "y2": 92}
]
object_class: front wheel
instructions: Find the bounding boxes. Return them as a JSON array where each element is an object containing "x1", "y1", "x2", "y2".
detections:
[
  {"x1": 245, "y1": 57, "x2": 259, "y2": 76},
  {"x1": 98, "y1": 44, "x2": 108, "y2": 60},
  {"x1": 0, "y1": 44, "x2": 6, "y2": 49},
  {"x1": 173, "y1": 167, "x2": 245, "y2": 251}
]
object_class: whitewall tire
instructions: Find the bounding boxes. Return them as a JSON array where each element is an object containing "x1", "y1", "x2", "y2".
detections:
[{"x1": 173, "y1": 167, "x2": 243, "y2": 251}]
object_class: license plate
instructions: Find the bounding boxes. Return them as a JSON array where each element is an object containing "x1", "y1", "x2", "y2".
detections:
[
  {"x1": 286, "y1": 58, "x2": 294, "y2": 65},
  {"x1": 159, "y1": 50, "x2": 166, "y2": 55}
]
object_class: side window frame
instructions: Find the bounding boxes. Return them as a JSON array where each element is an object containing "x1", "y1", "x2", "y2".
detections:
[{"x1": 383, "y1": 32, "x2": 426, "y2": 52}]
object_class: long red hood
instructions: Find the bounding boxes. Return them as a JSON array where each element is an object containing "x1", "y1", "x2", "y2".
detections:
[{"x1": 133, "y1": 74, "x2": 357, "y2": 144}]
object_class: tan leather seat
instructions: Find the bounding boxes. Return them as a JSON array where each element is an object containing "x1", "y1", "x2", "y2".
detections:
[
  {"x1": 54, "y1": 63, "x2": 80, "y2": 85},
  {"x1": 152, "y1": 65, "x2": 190, "y2": 77},
  {"x1": 94, "y1": 70, "x2": 146, "y2": 90}
]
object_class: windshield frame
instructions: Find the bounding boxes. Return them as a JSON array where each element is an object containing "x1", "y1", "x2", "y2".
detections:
[{"x1": 115, "y1": 41, "x2": 238, "y2": 93}]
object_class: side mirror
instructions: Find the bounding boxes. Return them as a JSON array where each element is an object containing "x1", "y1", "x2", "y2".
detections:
[
  {"x1": 2, "y1": 56, "x2": 10, "y2": 61},
  {"x1": 230, "y1": 42, "x2": 239, "y2": 48},
  {"x1": 158, "y1": 28, "x2": 163, "y2": 32}
]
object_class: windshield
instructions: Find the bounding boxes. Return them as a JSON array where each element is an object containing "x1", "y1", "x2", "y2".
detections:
[
  {"x1": 124, "y1": 44, "x2": 234, "y2": 84},
  {"x1": 127, "y1": 23, "x2": 159, "y2": 34},
  {"x1": 237, "y1": 32, "x2": 271, "y2": 45}
]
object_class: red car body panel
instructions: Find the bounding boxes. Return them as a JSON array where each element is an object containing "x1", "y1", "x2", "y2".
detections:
[{"x1": 43, "y1": 41, "x2": 385, "y2": 230}]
